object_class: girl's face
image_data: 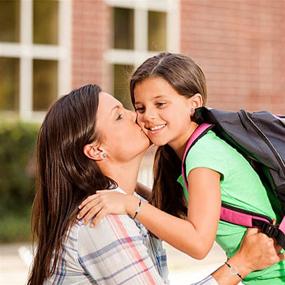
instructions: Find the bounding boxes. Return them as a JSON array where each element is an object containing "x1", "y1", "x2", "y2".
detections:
[
  {"x1": 134, "y1": 77, "x2": 195, "y2": 150},
  {"x1": 96, "y1": 92, "x2": 150, "y2": 162}
]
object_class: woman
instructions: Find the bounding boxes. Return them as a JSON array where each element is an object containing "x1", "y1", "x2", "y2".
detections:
[{"x1": 27, "y1": 84, "x2": 282, "y2": 285}]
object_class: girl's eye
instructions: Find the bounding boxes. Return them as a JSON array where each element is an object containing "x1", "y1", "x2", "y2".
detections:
[
  {"x1": 156, "y1": 102, "x2": 166, "y2": 108},
  {"x1": 135, "y1": 107, "x2": 145, "y2": 113}
]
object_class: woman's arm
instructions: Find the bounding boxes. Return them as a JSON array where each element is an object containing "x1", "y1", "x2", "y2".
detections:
[{"x1": 78, "y1": 167, "x2": 221, "y2": 259}]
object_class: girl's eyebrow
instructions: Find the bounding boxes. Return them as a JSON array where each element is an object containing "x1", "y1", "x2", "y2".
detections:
[{"x1": 135, "y1": 95, "x2": 165, "y2": 104}]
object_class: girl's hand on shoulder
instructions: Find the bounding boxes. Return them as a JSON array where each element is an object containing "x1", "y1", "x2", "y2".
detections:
[{"x1": 77, "y1": 190, "x2": 131, "y2": 226}]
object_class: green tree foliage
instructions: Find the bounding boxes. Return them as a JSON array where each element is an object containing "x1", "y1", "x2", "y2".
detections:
[{"x1": 0, "y1": 122, "x2": 38, "y2": 242}]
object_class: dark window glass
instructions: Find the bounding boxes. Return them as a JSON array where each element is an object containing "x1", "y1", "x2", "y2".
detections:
[
  {"x1": 0, "y1": 0, "x2": 20, "y2": 42},
  {"x1": 0, "y1": 57, "x2": 19, "y2": 111},
  {"x1": 113, "y1": 8, "x2": 134, "y2": 49},
  {"x1": 33, "y1": 59, "x2": 58, "y2": 111},
  {"x1": 148, "y1": 11, "x2": 166, "y2": 51},
  {"x1": 33, "y1": 0, "x2": 59, "y2": 44},
  {"x1": 113, "y1": 64, "x2": 134, "y2": 110}
]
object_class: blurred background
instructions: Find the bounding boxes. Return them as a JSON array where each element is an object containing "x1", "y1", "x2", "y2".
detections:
[{"x1": 0, "y1": 0, "x2": 284, "y2": 284}]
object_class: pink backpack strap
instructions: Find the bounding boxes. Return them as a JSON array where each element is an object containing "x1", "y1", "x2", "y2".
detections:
[
  {"x1": 220, "y1": 204, "x2": 272, "y2": 227},
  {"x1": 181, "y1": 123, "x2": 213, "y2": 189},
  {"x1": 279, "y1": 216, "x2": 285, "y2": 234},
  {"x1": 221, "y1": 204, "x2": 285, "y2": 249}
]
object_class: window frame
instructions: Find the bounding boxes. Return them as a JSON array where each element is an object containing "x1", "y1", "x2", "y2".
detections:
[
  {"x1": 0, "y1": 0, "x2": 71, "y2": 121},
  {"x1": 104, "y1": 0, "x2": 180, "y2": 94}
]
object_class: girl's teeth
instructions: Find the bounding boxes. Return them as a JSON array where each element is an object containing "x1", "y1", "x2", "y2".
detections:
[{"x1": 150, "y1": 125, "x2": 165, "y2": 131}]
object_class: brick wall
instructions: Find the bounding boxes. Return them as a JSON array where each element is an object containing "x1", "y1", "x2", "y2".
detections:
[
  {"x1": 180, "y1": 0, "x2": 285, "y2": 114},
  {"x1": 72, "y1": 0, "x2": 110, "y2": 89}
]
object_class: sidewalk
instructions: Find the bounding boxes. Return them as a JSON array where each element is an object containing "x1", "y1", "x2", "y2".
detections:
[
  {"x1": 0, "y1": 242, "x2": 226, "y2": 285},
  {"x1": 165, "y1": 242, "x2": 226, "y2": 284},
  {"x1": 0, "y1": 243, "x2": 30, "y2": 285}
]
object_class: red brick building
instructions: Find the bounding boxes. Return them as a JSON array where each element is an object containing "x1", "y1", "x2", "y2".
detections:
[
  {"x1": 0, "y1": 0, "x2": 284, "y2": 120},
  {"x1": 72, "y1": 0, "x2": 285, "y2": 114}
]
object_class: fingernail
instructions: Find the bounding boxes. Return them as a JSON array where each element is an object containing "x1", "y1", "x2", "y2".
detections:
[
  {"x1": 77, "y1": 215, "x2": 81, "y2": 219},
  {"x1": 78, "y1": 205, "x2": 82, "y2": 209}
]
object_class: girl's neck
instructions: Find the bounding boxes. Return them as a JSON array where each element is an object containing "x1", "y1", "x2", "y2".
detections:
[{"x1": 168, "y1": 122, "x2": 199, "y2": 160}]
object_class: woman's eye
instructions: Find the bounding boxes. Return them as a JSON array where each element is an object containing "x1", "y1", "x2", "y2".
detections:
[{"x1": 116, "y1": 113, "x2": 123, "y2": 120}]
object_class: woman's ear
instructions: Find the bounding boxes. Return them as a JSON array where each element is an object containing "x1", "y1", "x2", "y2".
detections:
[{"x1": 83, "y1": 143, "x2": 107, "y2": 161}]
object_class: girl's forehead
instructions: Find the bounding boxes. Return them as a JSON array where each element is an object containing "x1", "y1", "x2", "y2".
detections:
[{"x1": 134, "y1": 78, "x2": 178, "y2": 101}]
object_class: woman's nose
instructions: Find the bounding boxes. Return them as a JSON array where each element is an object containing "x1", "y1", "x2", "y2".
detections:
[{"x1": 128, "y1": 110, "x2": 137, "y2": 122}]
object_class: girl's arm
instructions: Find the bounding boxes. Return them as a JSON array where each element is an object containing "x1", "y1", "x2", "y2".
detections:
[
  {"x1": 78, "y1": 167, "x2": 221, "y2": 259},
  {"x1": 131, "y1": 168, "x2": 220, "y2": 259}
]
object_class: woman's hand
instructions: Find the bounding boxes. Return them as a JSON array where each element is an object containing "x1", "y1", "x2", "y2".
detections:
[
  {"x1": 212, "y1": 228, "x2": 284, "y2": 285},
  {"x1": 77, "y1": 191, "x2": 138, "y2": 225},
  {"x1": 228, "y1": 228, "x2": 284, "y2": 277}
]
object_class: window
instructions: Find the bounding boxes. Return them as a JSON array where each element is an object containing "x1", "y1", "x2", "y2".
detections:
[
  {"x1": 113, "y1": 64, "x2": 134, "y2": 110},
  {"x1": 33, "y1": 0, "x2": 59, "y2": 45},
  {"x1": 0, "y1": 0, "x2": 20, "y2": 42},
  {"x1": 148, "y1": 11, "x2": 167, "y2": 51},
  {"x1": 113, "y1": 8, "x2": 134, "y2": 50},
  {"x1": 0, "y1": 0, "x2": 71, "y2": 120},
  {"x1": 33, "y1": 59, "x2": 58, "y2": 111},
  {"x1": 0, "y1": 58, "x2": 19, "y2": 111},
  {"x1": 105, "y1": 0, "x2": 180, "y2": 109}
]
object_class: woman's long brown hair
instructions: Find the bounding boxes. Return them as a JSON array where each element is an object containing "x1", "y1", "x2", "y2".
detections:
[
  {"x1": 130, "y1": 52, "x2": 207, "y2": 218},
  {"x1": 27, "y1": 84, "x2": 117, "y2": 285}
]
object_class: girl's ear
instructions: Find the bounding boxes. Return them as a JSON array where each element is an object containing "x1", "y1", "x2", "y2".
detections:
[
  {"x1": 190, "y1": 93, "x2": 203, "y2": 109},
  {"x1": 83, "y1": 143, "x2": 107, "y2": 161}
]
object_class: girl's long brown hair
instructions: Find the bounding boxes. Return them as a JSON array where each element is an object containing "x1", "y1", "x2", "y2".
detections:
[
  {"x1": 27, "y1": 84, "x2": 117, "y2": 285},
  {"x1": 130, "y1": 52, "x2": 207, "y2": 218}
]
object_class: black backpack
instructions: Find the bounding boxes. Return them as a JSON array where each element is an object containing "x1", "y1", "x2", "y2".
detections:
[{"x1": 182, "y1": 107, "x2": 285, "y2": 248}]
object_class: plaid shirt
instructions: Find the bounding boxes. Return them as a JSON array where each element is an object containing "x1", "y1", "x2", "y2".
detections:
[
  {"x1": 44, "y1": 188, "x2": 218, "y2": 285},
  {"x1": 44, "y1": 189, "x2": 169, "y2": 285}
]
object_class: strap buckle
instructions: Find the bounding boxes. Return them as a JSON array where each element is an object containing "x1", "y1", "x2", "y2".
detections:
[{"x1": 261, "y1": 223, "x2": 279, "y2": 238}]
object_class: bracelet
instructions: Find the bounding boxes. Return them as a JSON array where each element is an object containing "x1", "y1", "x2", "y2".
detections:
[
  {"x1": 225, "y1": 260, "x2": 243, "y2": 280},
  {"x1": 132, "y1": 198, "x2": 142, "y2": 219}
]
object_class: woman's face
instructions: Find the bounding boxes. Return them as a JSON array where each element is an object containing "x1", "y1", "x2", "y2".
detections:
[{"x1": 96, "y1": 92, "x2": 150, "y2": 162}]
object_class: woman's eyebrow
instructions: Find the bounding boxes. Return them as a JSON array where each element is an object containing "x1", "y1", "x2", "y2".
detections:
[{"x1": 110, "y1": 105, "x2": 122, "y2": 115}]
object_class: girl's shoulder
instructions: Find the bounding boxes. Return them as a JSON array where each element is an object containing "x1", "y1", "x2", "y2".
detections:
[
  {"x1": 191, "y1": 130, "x2": 233, "y2": 154},
  {"x1": 184, "y1": 130, "x2": 238, "y2": 176}
]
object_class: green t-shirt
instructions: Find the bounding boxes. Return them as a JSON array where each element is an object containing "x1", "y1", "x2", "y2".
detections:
[{"x1": 178, "y1": 130, "x2": 285, "y2": 284}]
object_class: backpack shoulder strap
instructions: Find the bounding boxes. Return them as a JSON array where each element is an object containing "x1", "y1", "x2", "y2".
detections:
[{"x1": 181, "y1": 123, "x2": 213, "y2": 189}]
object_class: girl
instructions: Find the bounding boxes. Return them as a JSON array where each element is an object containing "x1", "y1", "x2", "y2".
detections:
[{"x1": 78, "y1": 53, "x2": 285, "y2": 284}]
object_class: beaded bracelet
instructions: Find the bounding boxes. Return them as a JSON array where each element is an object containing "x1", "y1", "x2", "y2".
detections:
[
  {"x1": 225, "y1": 260, "x2": 243, "y2": 280},
  {"x1": 132, "y1": 198, "x2": 142, "y2": 219}
]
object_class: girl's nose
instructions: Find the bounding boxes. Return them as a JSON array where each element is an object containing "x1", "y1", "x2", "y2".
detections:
[{"x1": 142, "y1": 109, "x2": 156, "y2": 121}]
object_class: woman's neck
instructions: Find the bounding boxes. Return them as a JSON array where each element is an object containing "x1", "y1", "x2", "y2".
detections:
[{"x1": 100, "y1": 158, "x2": 142, "y2": 195}]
